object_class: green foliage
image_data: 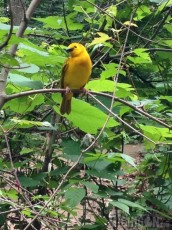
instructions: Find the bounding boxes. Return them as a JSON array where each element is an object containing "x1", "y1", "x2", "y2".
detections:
[{"x1": 0, "y1": 0, "x2": 172, "y2": 229}]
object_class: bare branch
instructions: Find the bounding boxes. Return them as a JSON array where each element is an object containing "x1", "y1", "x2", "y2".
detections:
[
  {"x1": 0, "y1": 0, "x2": 42, "y2": 108},
  {"x1": 4, "y1": 88, "x2": 171, "y2": 130},
  {"x1": 0, "y1": 0, "x2": 13, "y2": 50}
]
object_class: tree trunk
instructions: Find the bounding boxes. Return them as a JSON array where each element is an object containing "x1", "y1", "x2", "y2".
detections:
[{"x1": 11, "y1": 0, "x2": 24, "y2": 25}]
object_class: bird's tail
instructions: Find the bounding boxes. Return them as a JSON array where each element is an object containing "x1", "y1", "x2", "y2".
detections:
[{"x1": 60, "y1": 93, "x2": 72, "y2": 115}]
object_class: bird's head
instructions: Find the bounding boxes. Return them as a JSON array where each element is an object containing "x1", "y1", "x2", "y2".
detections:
[{"x1": 66, "y1": 43, "x2": 86, "y2": 57}]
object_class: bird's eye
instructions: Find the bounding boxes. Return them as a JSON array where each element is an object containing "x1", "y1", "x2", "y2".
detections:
[{"x1": 74, "y1": 45, "x2": 77, "y2": 48}]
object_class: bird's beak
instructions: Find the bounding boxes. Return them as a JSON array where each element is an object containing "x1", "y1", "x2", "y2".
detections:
[{"x1": 66, "y1": 47, "x2": 74, "y2": 52}]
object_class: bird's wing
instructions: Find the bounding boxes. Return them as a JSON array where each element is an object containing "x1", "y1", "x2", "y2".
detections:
[{"x1": 61, "y1": 58, "x2": 70, "y2": 88}]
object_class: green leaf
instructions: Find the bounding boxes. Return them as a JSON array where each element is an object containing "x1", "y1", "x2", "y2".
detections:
[
  {"x1": 0, "y1": 22, "x2": 19, "y2": 30},
  {"x1": 164, "y1": 24, "x2": 172, "y2": 34},
  {"x1": 90, "y1": 32, "x2": 111, "y2": 46},
  {"x1": 22, "y1": 208, "x2": 32, "y2": 217},
  {"x1": 81, "y1": 181, "x2": 99, "y2": 193},
  {"x1": 5, "y1": 95, "x2": 44, "y2": 114},
  {"x1": 121, "y1": 154, "x2": 137, "y2": 168},
  {"x1": 4, "y1": 189, "x2": 18, "y2": 200},
  {"x1": 118, "y1": 199, "x2": 147, "y2": 211},
  {"x1": 161, "y1": 40, "x2": 172, "y2": 48},
  {"x1": 0, "y1": 17, "x2": 10, "y2": 23},
  {"x1": 8, "y1": 73, "x2": 43, "y2": 89},
  {"x1": 128, "y1": 48, "x2": 151, "y2": 64},
  {"x1": 106, "y1": 5, "x2": 117, "y2": 17},
  {"x1": 19, "y1": 176, "x2": 41, "y2": 187},
  {"x1": 62, "y1": 140, "x2": 81, "y2": 162},
  {"x1": 0, "y1": 54, "x2": 20, "y2": 66},
  {"x1": 110, "y1": 200, "x2": 129, "y2": 214},
  {"x1": 53, "y1": 94, "x2": 118, "y2": 134},
  {"x1": 20, "y1": 148, "x2": 34, "y2": 155},
  {"x1": 18, "y1": 63, "x2": 40, "y2": 73},
  {"x1": 85, "y1": 154, "x2": 112, "y2": 171},
  {"x1": 100, "y1": 63, "x2": 126, "y2": 79},
  {"x1": 18, "y1": 43, "x2": 65, "y2": 66},
  {"x1": 87, "y1": 80, "x2": 135, "y2": 98},
  {"x1": 87, "y1": 79, "x2": 114, "y2": 92},
  {"x1": 157, "y1": 0, "x2": 172, "y2": 13},
  {"x1": 9, "y1": 119, "x2": 53, "y2": 129},
  {"x1": 134, "y1": 5, "x2": 151, "y2": 21},
  {"x1": 64, "y1": 187, "x2": 85, "y2": 207},
  {"x1": 34, "y1": 13, "x2": 83, "y2": 30},
  {"x1": 160, "y1": 96, "x2": 172, "y2": 103}
]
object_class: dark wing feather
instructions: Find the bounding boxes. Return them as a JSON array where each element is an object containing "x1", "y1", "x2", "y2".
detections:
[{"x1": 60, "y1": 58, "x2": 70, "y2": 88}]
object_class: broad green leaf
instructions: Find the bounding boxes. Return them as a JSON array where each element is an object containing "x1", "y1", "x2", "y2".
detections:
[
  {"x1": 157, "y1": 0, "x2": 172, "y2": 13},
  {"x1": 106, "y1": 5, "x2": 117, "y2": 17},
  {"x1": 18, "y1": 43, "x2": 49, "y2": 56},
  {"x1": 134, "y1": 5, "x2": 151, "y2": 21},
  {"x1": 22, "y1": 208, "x2": 32, "y2": 217},
  {"x1": 100, "y1": 63, "x2": 126, "y2": 79},
  {"x1": 19, "y1": 176, "x2": 42, "y2": 187},
  {"x1": 62, "y1": 140, "x2": 81, "y2": 162},
  {"x1": 17, "y1": 43, "x2": 65, "y2": 66},
  {"x1": 0, "y1": 17, "x2": 10, "y2": 23},
  {"x1": 128, "y1": 48, "x2": 151, "y2": 64},
  {"x1": 161, "y1": 40, "x2": 172, "y2": 48},
  {"x1": 64, "y1": 187, "x2": 85, "y2": 207},
  {"x1": 90, "y1": 32, "x2": 111, "y2": 46},
  {"x1": 10, "y1": 118, "x2": 52, "y2": 129},
  {"x1": 34, "y1": 13, "x2": 83, "y2": 30},
  {"x1": 87, "y1": 79, "x2": 114, "y2": 92},
  {"x1": 164, "y1": 24, "x2": 172, "y2": 34},
  {"x1": 20, "y1": 148, "x2": 34, "y2": 155},
  {"x1": 140, "y1": 125, "x2": 172, "y2": 141},
  {"x1": 85, "y1": 158, "x2": 112, "y2": 171},
  {"x1": 5, "y1": 94, "x2": 44, "y2": 114},
  {"x1": 118, "y1": 199, "x2": 147, "y2": 211},
  {"x1": 4, "y1": 189, "x2": 18, "y2": 200},
  {"x1": 87, "y1": 80, "x2": 135, "y2": 98},
  {"x1": 86, "y1": 168, "x2": 116, "y2": 180},
  {"x1": 8, "y1": 73, "x2": 43, "y2": 89},
  {"x1": 0, "y1": 54, "x2": 20, "y2": 66},
  {"x1": 110, "y1": 201, "x2": 129, "y2": 214},
  {"x1": 81, "y1": 181, "x2": 99, "y2": 193},
  {"x1": 19, "y1": 49, "x2": 65, "y2": 66},
  {"x1": 160, "y1": 96, "x2": 172, "y2": 103},
  {"x1": 121, "y1": 154, "x2": 137, "y2": 168},
  {"x1": 139, "y1": 125, "x2": 172, "y2": 149},
  {"x1": 8, "y1": 35, "x2": 24, "y2": 45},
  {"x1": 53, "y1": 94, "x2": 118, "y2": 134},
  {"x1": 74, "y1": 0, "x2": 95, "y2": 13},
  {"x1": 18, "y1": 63, "x2": 40, "y2": 73}
]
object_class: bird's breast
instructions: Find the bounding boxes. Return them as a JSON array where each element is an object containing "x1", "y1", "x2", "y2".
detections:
[{"x1": 64, "y1": 55, "x2": 92, "y2": 89}]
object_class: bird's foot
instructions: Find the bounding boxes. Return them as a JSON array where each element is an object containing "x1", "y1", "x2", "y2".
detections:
[
  {"x1": 81, "y1": 87, "x2": 88, "y2": 96},
  {"x1": 65, "y1": 86, "x2": 71, "y2": 94}
]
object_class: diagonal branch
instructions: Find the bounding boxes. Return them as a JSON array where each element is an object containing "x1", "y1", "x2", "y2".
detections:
[
  {"x1": 0, "y1": 0, "x2": 42, "y2": 108},
  {"x1": 0, "y1": 0, "x2": 13, "y2": 50}
]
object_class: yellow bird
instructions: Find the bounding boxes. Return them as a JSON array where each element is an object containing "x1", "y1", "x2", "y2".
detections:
[{"x1": 60, "y1": 43, "x2": 92, "y2": 115}]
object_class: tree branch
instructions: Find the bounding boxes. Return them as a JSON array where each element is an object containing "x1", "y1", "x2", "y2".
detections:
[
  {"x1": 0, "y1": 0, "x2": 42, "y2": 108},
  {"x1": 144, "y1": 6, "x2": 172, "y2": 48},
  {"x1": 0, "y1": 0, "x2": 13, "y2": 50},
  {"x1": 3, "y1": 88, "x2": 171, "y2": 130}
]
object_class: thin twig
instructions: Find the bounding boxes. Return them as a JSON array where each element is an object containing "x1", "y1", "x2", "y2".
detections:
[
  {"x1": 144, "y1": 6, "x2": 172, "y2": 47},
  {"x1": 62, "y1": 0, "x2": 70, "y2": 39},
  {"x1": 87, "y1": 92, "x2": 156, "y2": 144},
  {"x1": 3, "y1": 88, "x2": 171, "y2": 130},
  {"x1": 23, "y1": 151, "x2": 84, "y2": 230},
  {"x1": 0, "y1": 0, "x2": 13, "y2": 50}
]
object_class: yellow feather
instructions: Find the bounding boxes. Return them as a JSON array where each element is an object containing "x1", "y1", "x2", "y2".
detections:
[{"x1": 60, "y1": 43, "x2": 92, "y2": 115}]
